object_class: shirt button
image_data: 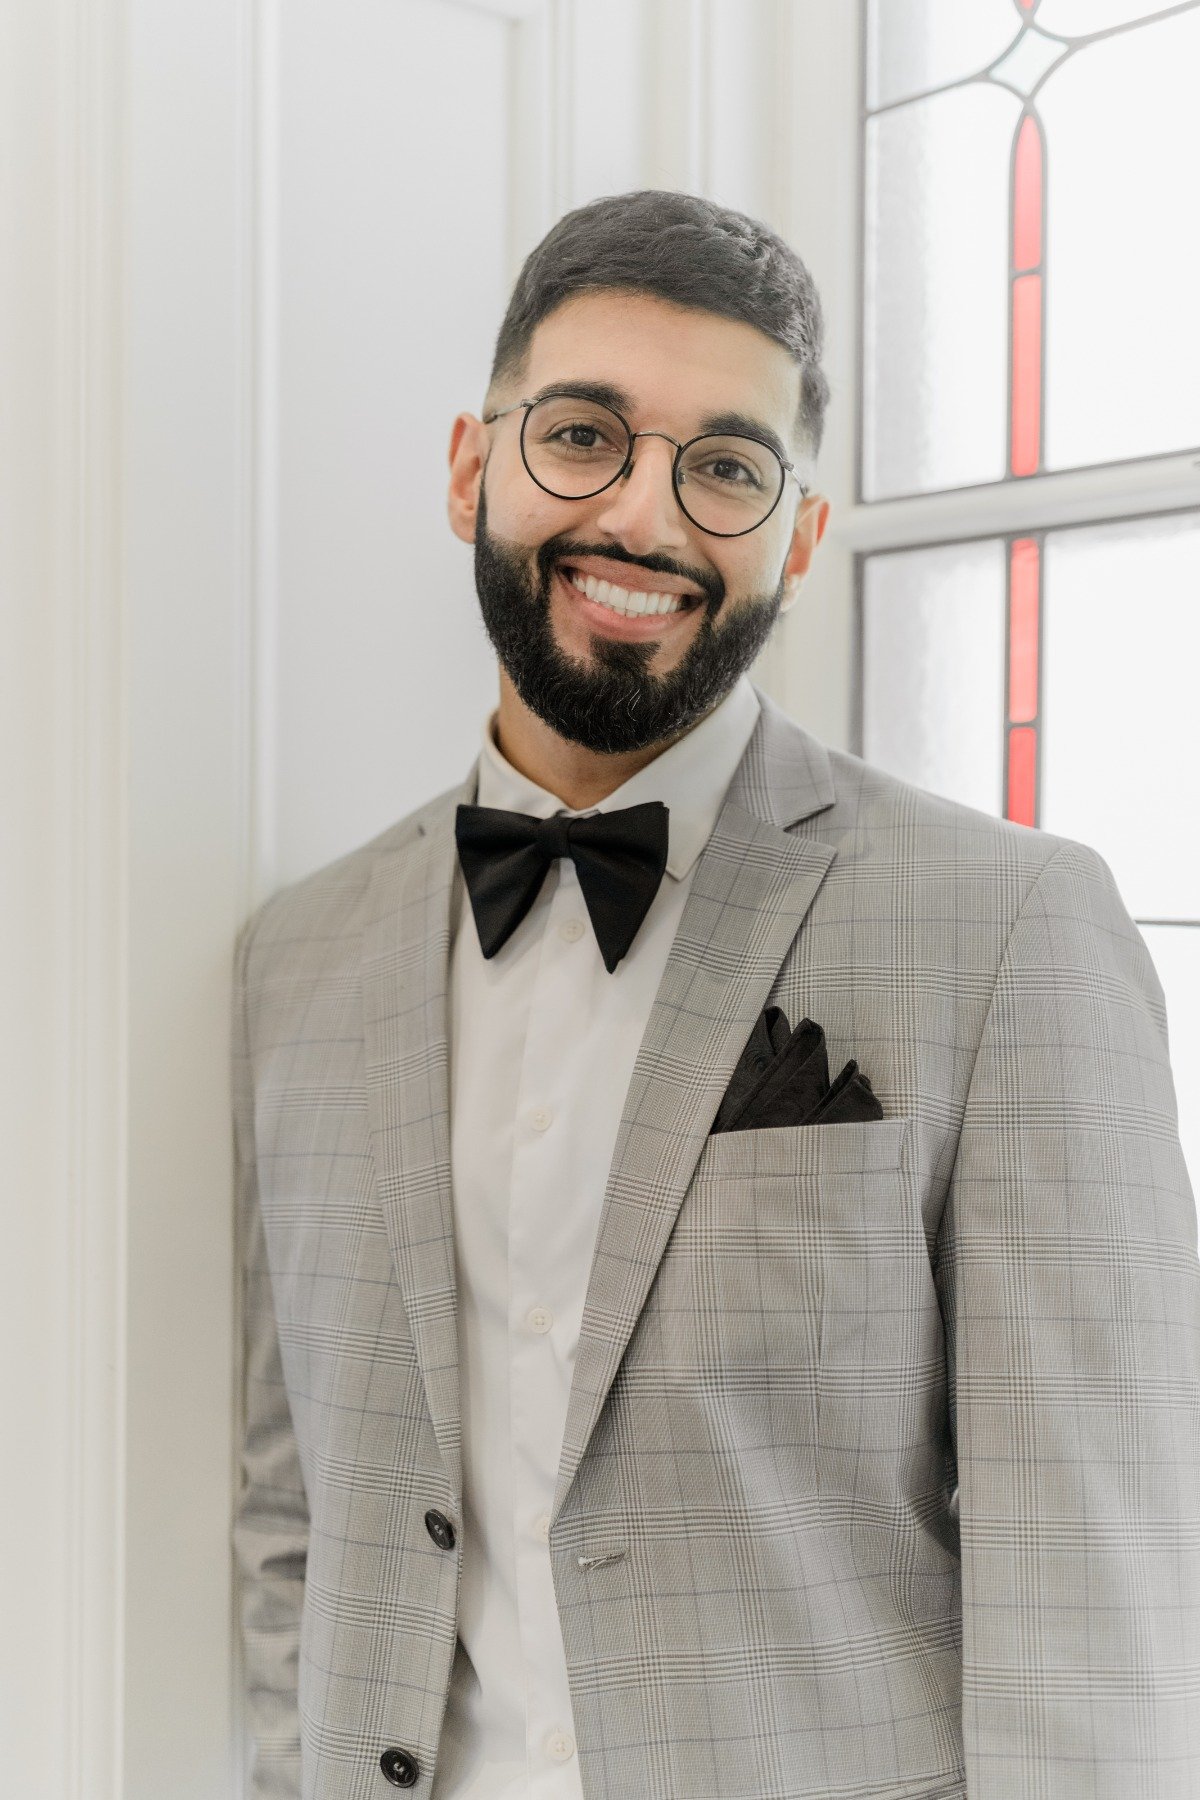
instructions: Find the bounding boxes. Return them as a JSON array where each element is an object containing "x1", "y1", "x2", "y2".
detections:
[
  {"x1": 535, "y1": 1513, "x2": 551, "y2": 1542},
  {"x1": 530, "y1": 1107, "x2": 553, "y2": 1132},
  {"x1": 558, "y1": 917, "x2": 585, "y2": 942},
  {"x1": 545, "y1": 1729, "x2": 575, "y2": 1762},
  {"x1": 527, "y1": 1306, "x2": 554, "y2": 1334}
]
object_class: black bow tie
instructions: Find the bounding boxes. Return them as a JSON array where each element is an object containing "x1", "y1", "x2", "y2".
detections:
[{"x1": 454, "y1": 800, "x2": 670, "y2": 973}]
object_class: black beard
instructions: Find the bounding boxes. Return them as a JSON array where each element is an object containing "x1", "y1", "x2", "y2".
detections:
[{"x1": 471, "y1": 476, "x2": 786, "y2": 755}]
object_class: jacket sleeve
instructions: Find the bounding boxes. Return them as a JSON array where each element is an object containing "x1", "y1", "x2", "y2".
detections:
[
  {"x1": 231, "y1": 908, "x2": 310, "y2": 1800},
  {"x1": 935, "y1": 840, "x2": 1200, "y2": 1798}
]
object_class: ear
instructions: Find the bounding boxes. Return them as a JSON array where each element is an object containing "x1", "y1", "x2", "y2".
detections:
[
  {"x1": 779, "y1": 493, "x2": 831, "y2": 613},
  {"x1": 447, "y1": 413, "x2": 488, "y2": 544}
]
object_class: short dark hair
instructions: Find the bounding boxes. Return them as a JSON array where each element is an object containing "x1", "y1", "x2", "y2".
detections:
[{"x1": 486, "y1": 189, "x2": 830, "y2": 464}]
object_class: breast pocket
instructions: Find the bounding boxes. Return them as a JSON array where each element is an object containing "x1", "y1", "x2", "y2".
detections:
[
  {"x1": 663, "y1": 1119, "x2": 939, "y2": 1464},
  {"x1": 690, "y1": 1116, "x2": 910, "y2": 1183}
]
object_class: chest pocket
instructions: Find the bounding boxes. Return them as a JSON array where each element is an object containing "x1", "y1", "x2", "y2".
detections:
[{"x1": 650, "y1": 1118, "x2": 928, "y2": 1426}]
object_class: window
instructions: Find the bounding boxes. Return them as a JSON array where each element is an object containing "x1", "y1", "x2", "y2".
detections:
[{"x1": 857, "y1": 0, "x2": 1200, "y2": 1184}]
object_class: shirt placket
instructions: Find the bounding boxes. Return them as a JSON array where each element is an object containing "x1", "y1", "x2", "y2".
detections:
[{"x1": 508, "y1": 851, "x2": 591, "y2": 1797}]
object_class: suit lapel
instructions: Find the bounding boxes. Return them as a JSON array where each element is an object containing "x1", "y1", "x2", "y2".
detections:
[
  {"x1": 552, "y1": 694, "x2": 838, "y2": 1522},
  {"x1": 361, "y1": 777, "x2": 473, "y2": 1504}
]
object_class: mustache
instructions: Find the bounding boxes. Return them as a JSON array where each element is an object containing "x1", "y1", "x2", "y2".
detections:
[{"x1": 539, "y1": 541, "x2": 722, "y2": 608}]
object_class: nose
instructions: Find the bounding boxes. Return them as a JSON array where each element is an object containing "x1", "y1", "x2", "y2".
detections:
[{"x1": 590, "y1": 432, "x2": 691, "y2": 551}]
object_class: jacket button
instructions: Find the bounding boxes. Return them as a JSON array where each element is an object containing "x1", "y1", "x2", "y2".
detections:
[
  {"x1": 424, "y1": 1508, "x2": 456, "y2": 1551},
  {"x1": 380, "y1": 1745, "x2": 419, "y2": 1787}
]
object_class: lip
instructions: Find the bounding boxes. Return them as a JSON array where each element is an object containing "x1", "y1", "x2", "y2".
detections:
[{"x1": 553, "y1": 565, "x2": 702, "y2": 640}]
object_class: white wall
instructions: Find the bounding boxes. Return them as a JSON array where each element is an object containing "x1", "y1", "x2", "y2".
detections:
[
  {"x1": 0, "y1": 2, "x2": 854, "y2": 1794},
  {"x1": 270, "y1": 0, "x2": 509, "y2": 883}
]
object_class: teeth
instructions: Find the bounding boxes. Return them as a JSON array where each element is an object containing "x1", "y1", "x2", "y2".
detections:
[{"x1": 567, "y1": 571, "x2": 688, "y2": 616}]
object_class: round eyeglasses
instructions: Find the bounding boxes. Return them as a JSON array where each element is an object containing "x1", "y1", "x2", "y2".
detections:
[{"x1": 482, "y1": 391, "x2": 808, "y2": 539}]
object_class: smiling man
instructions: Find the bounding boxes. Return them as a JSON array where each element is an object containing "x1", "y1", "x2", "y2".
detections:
[
  {"x1": 453, "y1": 286, "x2": 827, "y2": 800},
  {"x1": 232, "y1": 191, "x2": 1200, "y2": 1800}
]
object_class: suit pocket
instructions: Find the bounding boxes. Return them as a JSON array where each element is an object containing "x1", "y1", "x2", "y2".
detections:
[
  {"x1": 662, "y1": 1116, "x2": 945, "y2": 1511},
  {"x1": 690, "y1": 1115, "x2": 909, "y2": 1184},
  {"x1": 679, "y1": 1120, "x2": 917, "y2": 1365},
  {"x1": 649, "y1": 1120, "x2": 915, "y2": 1406}
]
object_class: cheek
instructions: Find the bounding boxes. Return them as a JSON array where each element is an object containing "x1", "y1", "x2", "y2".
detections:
[
  {"x1": 488, "y1": 475, "x2": 580, "y2": 548},
  {"x1": 711, "y1": 551, "x2": 773, "y2": 607}
]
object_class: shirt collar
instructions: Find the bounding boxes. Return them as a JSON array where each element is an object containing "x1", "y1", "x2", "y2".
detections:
[{"x1": 473, "y1": 675, "x2": 762, "y2": 882}]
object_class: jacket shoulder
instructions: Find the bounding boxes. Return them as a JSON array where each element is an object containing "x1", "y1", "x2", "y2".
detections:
[
  {"x1": 751, "y1": 690, "x2": 1082, "y2": 898},
  {"x1": 234, "y1": 779, "x2": 465, "y2": 983},
  {"x1": 819, "y1": 740, "x2": 1090, "y2": 879},
  {"x1": 796, "y1": 739, "x2": 1135, "y2": 960}
]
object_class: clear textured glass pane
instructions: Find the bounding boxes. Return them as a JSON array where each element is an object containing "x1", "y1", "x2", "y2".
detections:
[
  {"x1": 863, "y1": 84, "x2": 1020, "y2": 500},
  {"x1": 1040, "y1": 9, "x2": 1200, "y2": 470},
  {"x1": 989, "y1": 24, "x2": 1069, "y2": 100},
  {"x1": 862, "y1": 539, "x2": 1006, "y2": 812},
  {"x1": 1140, "y1": 925, "x2": 1200, "y2": 1198},
  {"x1": 1037, "y1": 0, "x2": 1199, "y2": 34},
  {"x1": 866, "y1": 0, "x2": 1018, "y2": 110},
  {"x1": 1040, "y1": 511, "x2": 1200, "y2": 919}
]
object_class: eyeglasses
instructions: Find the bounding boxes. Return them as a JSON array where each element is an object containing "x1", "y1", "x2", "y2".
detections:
[{"x1": 482, "y1": 390, "x2": 808, "y2": 539}]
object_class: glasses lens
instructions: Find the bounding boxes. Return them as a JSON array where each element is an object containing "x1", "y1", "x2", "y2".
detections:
[
  {"x1": 675, "y1": 435, "x2": 784, "y2": 535},
  {"x1": 522, "y1": 395, "x2": 631, "y2": 497}
]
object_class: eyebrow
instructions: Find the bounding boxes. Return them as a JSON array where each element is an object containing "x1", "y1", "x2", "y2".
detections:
[{"x1": 527, "y1": 378, "x2": 791, "y2": 466}]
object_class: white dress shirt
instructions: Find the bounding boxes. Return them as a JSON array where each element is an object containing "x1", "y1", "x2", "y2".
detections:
[{"x1": 433, "y1": 675, "x2": 762, "y2": 1800}]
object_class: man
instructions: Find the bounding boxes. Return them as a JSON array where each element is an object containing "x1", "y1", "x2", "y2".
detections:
[{"x1": 232, "y1": 190, "x2": 1200, "y2": 1800}]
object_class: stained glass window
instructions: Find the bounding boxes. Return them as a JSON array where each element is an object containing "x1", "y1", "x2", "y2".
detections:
[
  {"x1": 862, "y1": 0, "x2": 1200, "y2": 500},
  {"x1": 863, "y1": 510, "x2": 1200, "y2": 905},
  {"x1": 860, "y1": 1, "x2": 1200, "y2": 1189}
]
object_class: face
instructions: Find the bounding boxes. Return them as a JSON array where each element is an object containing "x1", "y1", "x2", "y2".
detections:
[{"x1": 447, "y1": 290, "x2": 830, "y2": 756}]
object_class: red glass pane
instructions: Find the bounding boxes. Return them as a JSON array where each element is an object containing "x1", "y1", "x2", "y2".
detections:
[
  {"x1": 1011, "y1": 272, "x2": 1042, "y2": 476},
  {"x1": 1013, "y1": 115, "x2": 1043, "y2": 272},
  {"x1": 1007, "y1": 725, "x2": 1038, "y2": 825},
  {"x1": 1008, "y1": 537, "x2": 1040, "y2": 722}
]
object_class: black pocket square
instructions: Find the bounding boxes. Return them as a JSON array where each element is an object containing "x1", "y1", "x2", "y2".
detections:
[{"x1": 711, "y1": 1007, "x2": 884, "y2": 1134}]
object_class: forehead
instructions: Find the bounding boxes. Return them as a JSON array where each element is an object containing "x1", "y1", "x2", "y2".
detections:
[{"x1": 522, "y1": 289, "x2": 801, "y2": 440}]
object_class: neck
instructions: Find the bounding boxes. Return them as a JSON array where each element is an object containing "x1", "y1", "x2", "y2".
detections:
[{"x1": 492, "y1": 669, "x2": 698, "y2": 810}]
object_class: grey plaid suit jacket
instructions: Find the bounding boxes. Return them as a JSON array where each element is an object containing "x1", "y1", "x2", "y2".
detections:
[{"x1": 232, "y1": 688, "x2": 1200, "y2": 1800}]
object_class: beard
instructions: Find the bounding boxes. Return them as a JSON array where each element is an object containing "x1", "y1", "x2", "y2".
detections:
[{"x1": 471, "y1": 474, "x2": 786, "y2": 756}]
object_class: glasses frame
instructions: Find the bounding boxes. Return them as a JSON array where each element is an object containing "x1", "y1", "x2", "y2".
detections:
[{"x1": 482, "y1": 392, "x2": 810, "y2": 539}]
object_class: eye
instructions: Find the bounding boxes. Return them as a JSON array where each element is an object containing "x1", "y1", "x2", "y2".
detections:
[
  {"x1": 701, "y1": 455, "x2": 761, "y2": 488},
  {"x1": 679, "y1": 434, "x2": 777, "y2": 493},
  {"x1": 554, "y1": 424, "x2": 600, "y2": 448},
  {"x1": 541, "y1": 419, "x2": 622, "y2": 453}
]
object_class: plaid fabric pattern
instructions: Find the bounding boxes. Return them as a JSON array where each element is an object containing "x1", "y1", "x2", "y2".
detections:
[{"x1": 233, "y1": 688, "x2": 1200, "y2": 1799}]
